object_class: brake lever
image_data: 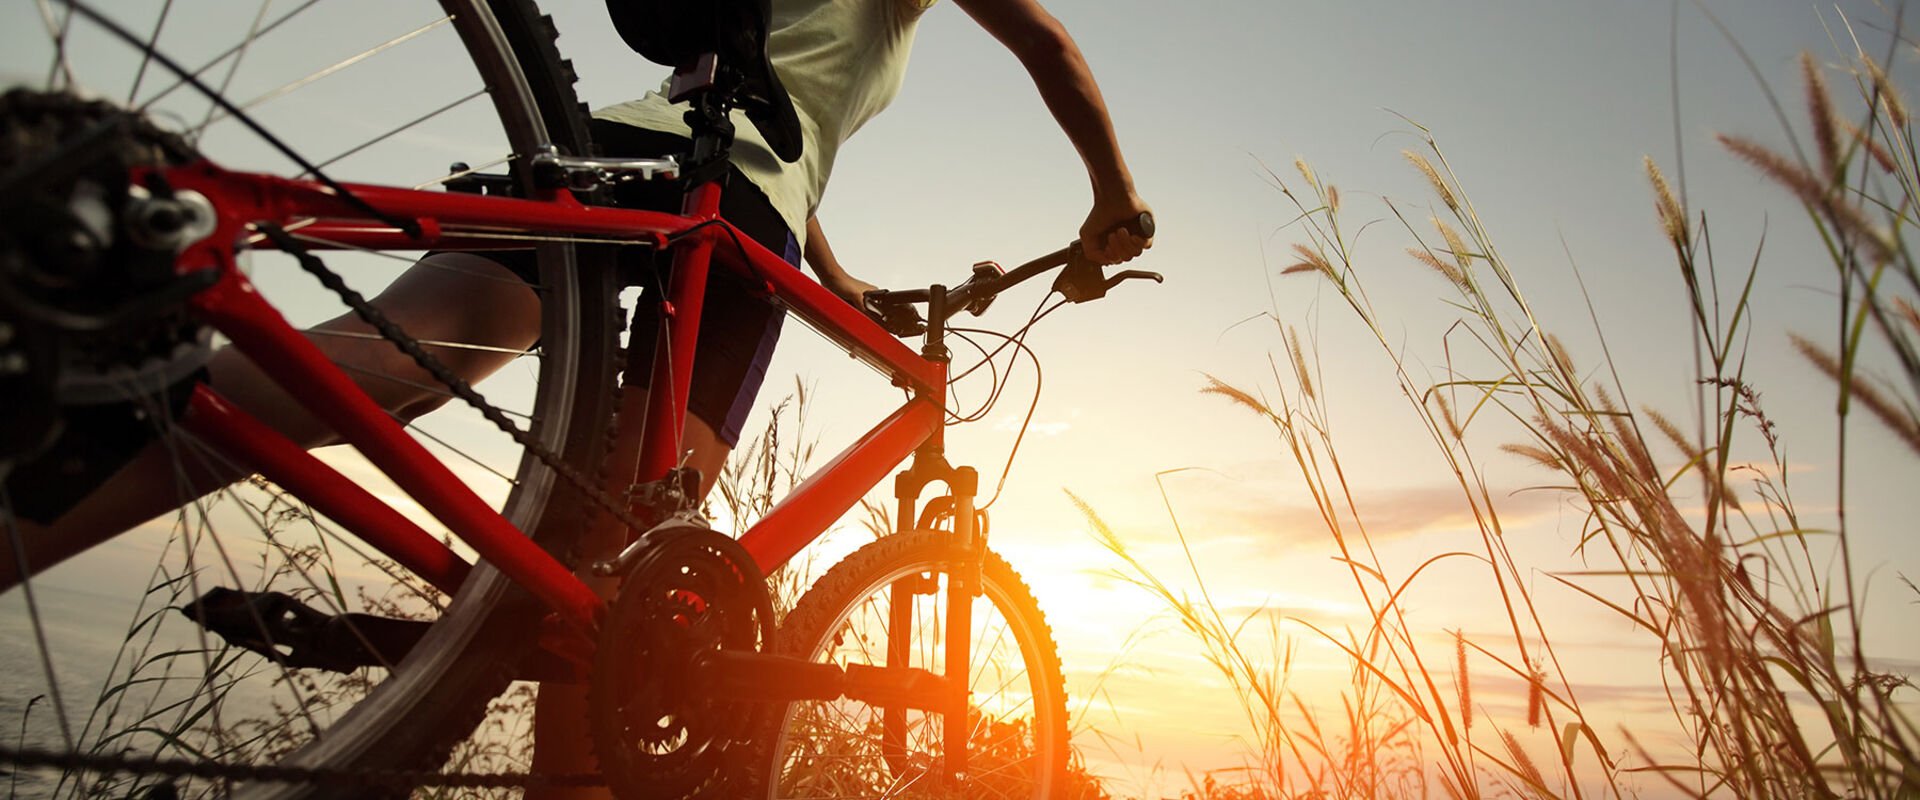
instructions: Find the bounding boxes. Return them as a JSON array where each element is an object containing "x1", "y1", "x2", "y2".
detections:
[
  {"x1": 1105, "y1": 269, "x2": 1163, "y2": 292},
  {"x1": 862, "y1": 291, "x2": 927, "y2": 337}
]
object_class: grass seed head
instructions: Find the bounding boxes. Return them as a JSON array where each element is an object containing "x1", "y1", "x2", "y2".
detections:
[
  {"x1": 1409, "y1": 246, "x2": 1468, "y2": 288},
  {"x1": 1525, "y1": 668, "x2": 1546, "y2": 729},
  {"x1": 1295, "y1": 156, "x2": 1319, "y2": 191},
  {"x1": 1455, "y1": 631, "x2": 1472, "y2": 732},
  {"x1": 1896, "y1": 297, "x2": 1920, "y2": 338},
  {"x1": 1500, "y1": 443, "x2": 1562, "y2": 470},
  {"x1": 1791, "y1": 334, "x2": 1920, "y2": 455},
  {"x1": 1502, "y1": 729, "x2": 1547, "y2": 789},
  {"x1": 1840, "y1": 117, "x2": 1899, "y2": 174},
  {"x1": 1864, "y1": 53, "x2": 1909, "y2": 122},
  {"x1": 1286, "y1": 326, "x2": 1316, "y2": 400},
  {"x1": 1202, "y1": 375, "x2": 1277, "y2": 420},
  {"x1": 1546, "y1": 334, "x2": 1578, "y2": 385},
  {"x1": 1434, "y1": 217, "x2": 1472, "y2": 271},
  {"x1": 1404, "y1": 149, "x2": 1460, "y2": 211},
  {"x1": 1801, "y1": 52, "x2": 1841, "y2": 176},
  {"x1": 1718, "y1": 133, "x2": 1894, "y2": 262},
  {"x1": 1284, "y1": 242, "x2": 1335, "y2": 280},
  {"x1": 1644, "y1": 156, "x2": 1688, "y2": 244}
]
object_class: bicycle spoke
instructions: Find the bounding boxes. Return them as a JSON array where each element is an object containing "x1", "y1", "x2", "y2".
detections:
[
  {"x1": 969, "y1": 616, "x2": 1013, "y2": 693},
  {"x1": 193, "y1": 17, "x2": 452, "y2": 138},
  {"x1": 310, "y1": 328, "x2": 543, "y2": 359},
  {"x1": 160, "y1": 414, "x2": 333, "y2": 746},
  {"x1": 136, "y1": 0, "x2": 324, "y2": 111},
  {"x1": 34, "y1": 0, "x2": 76, "y2": 91},
  {"x1": 188, "y1": 0, "x2": 277, "y2": 149},
  {"x1": 1, "y1": 490, "x2": 79, "y2": 754},
  {"x1": 302, "y1": 88, "x2": 488, "y2": 176},
  {"x1": 125, "y1": 0, "x2": 176, "y2": 105},
  {"x1": 406, "y1": 416, "x2": 524, "y2": 488}
]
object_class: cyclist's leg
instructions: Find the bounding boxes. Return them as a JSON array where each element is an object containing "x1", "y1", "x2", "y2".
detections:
[
  {"x1": 0, "y1": 253, "x2": 539, "y2": 592},
  {"x1": 530, "y1": 123, "x2": 796, "y2": 797},
  {"x1": 526, "y1": 313, "x2": 770, "y2": 800}
]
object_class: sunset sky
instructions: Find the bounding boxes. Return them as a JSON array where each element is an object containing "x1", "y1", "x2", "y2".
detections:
[
  {"x1": 688, "y1": 1, "x2": 1919, "y2": 792},
  {"x1": 5, "y1": 1, "x2": 1917, "y2": 796}
]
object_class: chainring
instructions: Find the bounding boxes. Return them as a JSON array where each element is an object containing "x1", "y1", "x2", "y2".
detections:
[{"x1": 589, "y1": 522, "x2": 776, "y2": 800}]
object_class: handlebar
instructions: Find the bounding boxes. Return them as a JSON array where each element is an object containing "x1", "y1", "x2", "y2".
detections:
[{"x1": 863, "y1": 212, "x2": 1160, "y2": 337}]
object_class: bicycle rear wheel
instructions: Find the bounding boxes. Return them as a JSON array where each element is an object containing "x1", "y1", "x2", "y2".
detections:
[
  {"x1": 752, "y1": 529, "x2": 1069, "y2": 799},
  {"x1": 0, "y1": 1, "x2": 618, "y2": 796}
]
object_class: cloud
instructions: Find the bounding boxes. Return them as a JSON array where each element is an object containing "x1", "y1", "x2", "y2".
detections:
[{"x1": 1154, "y1": 472, "x2": 1571, "y2": 550}]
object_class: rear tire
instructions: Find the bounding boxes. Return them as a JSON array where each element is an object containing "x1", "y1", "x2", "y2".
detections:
[
  {"x1": 257, "y1": 0, "x2": 623, "y2": 791},
  {"x1": 0, "y1": 1, "x2": 620, "y2": 796}
]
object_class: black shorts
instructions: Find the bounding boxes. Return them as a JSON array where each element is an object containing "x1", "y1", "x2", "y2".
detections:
[{"x1": 478, "y1": 120, "x2": 798, "y2": 447}]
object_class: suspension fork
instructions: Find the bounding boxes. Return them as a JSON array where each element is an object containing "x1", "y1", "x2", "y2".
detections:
[{"x1": 885, "y1": 461, "x2": 982, "y2": 783}]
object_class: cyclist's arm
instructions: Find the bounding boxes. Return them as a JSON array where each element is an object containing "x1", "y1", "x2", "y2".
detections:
[
  {"x1": 804, "y1": 215, "x2": 877, "y2": 306},
  {"x1": 952, "y1": 0, "x2": 1153, "y2": 264}
]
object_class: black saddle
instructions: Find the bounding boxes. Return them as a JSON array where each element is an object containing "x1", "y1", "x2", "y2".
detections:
[{"x1": 606, "y1": 0, "x2": 803, "y2": 163}]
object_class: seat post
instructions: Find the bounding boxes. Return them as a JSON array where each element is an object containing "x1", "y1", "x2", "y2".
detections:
[{"x1": 669, "y1": 56, "x2": 740, "y2": 188}]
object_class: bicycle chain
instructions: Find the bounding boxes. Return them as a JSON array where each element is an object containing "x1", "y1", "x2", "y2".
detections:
[
  {"x1": 0, "y1": 744, "x2": 602, "y2": 792},
  {"x1": 255, "y1": 223, "x2": 658, "y2": 550}
]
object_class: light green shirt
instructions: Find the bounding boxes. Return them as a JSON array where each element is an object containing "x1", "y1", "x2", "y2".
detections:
[{"x1": 595, "y1": 0, "x2": 931, "y2": 248}]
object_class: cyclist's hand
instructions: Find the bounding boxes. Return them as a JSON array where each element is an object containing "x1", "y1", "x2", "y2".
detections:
[
  {"x1": 820, "y1": 270, "x2": 878, "y2": 309},
  {"x1": 1079, "y1": 192, "x2": 1154, "y2": 265}
]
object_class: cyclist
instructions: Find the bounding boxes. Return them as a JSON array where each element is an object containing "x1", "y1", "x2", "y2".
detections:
[{"x1": 3, "y1": 0, "x2": 1152, "y2": 791}]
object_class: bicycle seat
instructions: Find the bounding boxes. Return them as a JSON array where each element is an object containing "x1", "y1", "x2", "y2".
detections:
[{"x1": 606, "y1": 0, "x2": 803, "y2": 163}]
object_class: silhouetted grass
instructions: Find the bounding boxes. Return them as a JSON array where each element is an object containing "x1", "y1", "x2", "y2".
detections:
[{"x1": 1090, "y1": 19, "x2": 1918, "y2": 800}]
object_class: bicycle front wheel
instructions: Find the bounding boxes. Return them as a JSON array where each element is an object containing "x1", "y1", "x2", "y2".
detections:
[
  {"x1": 0, "y1": 1, "x2": 618, "y2": 796},
  {"x1": 753, "y1": 530, "x2": 1069, "y2": 799}
]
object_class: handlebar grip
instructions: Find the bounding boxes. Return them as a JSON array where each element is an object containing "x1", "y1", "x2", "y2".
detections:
[{"x1": 1126, "y1": 211, "x2": 1155, "y2": 239}]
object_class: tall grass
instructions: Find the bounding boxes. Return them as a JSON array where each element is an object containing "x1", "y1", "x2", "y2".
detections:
[{"x1": 1093, "y1": 27, "x2": 1919, "y2": 800}]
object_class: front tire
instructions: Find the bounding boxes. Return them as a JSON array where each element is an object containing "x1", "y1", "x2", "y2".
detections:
[{"x1": 752, "y1": 530, "x2": 1069, "y2": 798}]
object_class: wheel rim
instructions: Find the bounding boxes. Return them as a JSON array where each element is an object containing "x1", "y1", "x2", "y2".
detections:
[
  {"x1": 0, "y1": 1, "x2": 595, "y2": 795},
  {"x1": 769, "y1": 558, "x2": 1063, "y2": 799}
]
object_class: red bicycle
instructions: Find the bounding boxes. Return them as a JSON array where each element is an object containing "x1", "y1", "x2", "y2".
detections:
[{"x1": 0, "y1": 1, "x2": 1156, "y2": 797}]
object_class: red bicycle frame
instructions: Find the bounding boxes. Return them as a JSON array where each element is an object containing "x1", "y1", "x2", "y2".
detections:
[{"x1": 155, "y1": 156, "x2": 951, "y2": 639}]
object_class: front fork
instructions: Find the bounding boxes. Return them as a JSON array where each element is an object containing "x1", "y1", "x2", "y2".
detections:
[{"x1": 889, "y1": 452, "x2": 983, "y2": 785}]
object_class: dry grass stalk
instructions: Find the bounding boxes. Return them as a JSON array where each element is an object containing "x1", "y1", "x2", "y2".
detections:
[
  {"x1": 1802, "y1": 52, "x2": 1842, "y2": 176},
  {"x1": 1404, "y1": 149, "x2": 1460, "y2": 211},
  {"x1": 1898, "y1": 297, "x2": 1920, "y2": 338},
  {"x1": 1791, "y1": 333, "x2": 1920, "y2": 455},
  {"x1": 1296, "y1": 156, "x2": 1319, "y2": 191},
  {"x1": 1645, "y1": 156, "x2": 1688, "y2": 244}
]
